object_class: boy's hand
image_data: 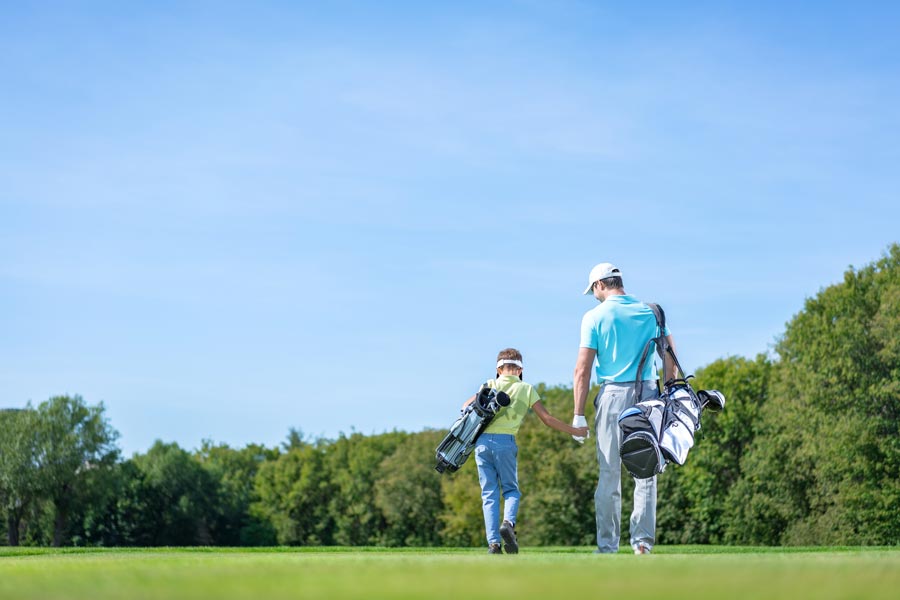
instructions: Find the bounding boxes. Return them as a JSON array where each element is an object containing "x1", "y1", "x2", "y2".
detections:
[{"x1": 572, "y1": 415, "x2": 589, "y2": 443}]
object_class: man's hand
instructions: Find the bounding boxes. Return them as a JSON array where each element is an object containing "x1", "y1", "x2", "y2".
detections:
[{"x1": 572, "y1": 415, "x2": 589, "y2": 443}]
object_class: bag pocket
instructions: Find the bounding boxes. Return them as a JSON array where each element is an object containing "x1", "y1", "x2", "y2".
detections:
[
  {"x1": 620, "y1": 431, "x2": 665, "y2": 479},
  {"x1": 660, "y1": 419, "x2": 694, "y2": 465}
]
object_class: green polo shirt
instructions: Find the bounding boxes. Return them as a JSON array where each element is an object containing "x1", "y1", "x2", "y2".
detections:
[{"x1": 482, "y1": 375, "x2": 541, "y2": 435}]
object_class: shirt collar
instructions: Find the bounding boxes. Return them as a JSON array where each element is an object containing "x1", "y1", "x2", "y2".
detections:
[{"x1": 602, "y1": 294, "x2": 634, "y2": 303}]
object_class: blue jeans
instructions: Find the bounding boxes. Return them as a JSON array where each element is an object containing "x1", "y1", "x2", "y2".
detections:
[{"x1": 474, "y1": 433, "x2": 520, "y2": 545}]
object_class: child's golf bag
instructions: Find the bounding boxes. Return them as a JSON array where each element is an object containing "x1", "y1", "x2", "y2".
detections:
[
  {"x1": 617, "y1": 304, "x2": 726, "y2": 479},
  {"x1": 434, "y1": 384, "x2": 510, "y2": 474}
]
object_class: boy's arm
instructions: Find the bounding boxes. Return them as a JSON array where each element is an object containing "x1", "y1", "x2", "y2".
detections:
[
  {"x1": 532, "y1": 401, "x2": 589, "y2": 437},
  {"x1": 460, "y1": 394, "x2": 476, "y2": 410}
]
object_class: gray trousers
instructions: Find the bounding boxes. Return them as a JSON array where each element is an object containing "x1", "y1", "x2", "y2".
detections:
[{"x1": 593, "y1": 381, "x2": 658, "y2": 553}]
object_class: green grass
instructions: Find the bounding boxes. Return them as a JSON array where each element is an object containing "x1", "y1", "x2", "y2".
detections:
[{"x1": 1, "y1": 547, "x2": 898, "y2": 600}]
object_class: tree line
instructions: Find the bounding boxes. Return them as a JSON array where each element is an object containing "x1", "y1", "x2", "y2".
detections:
[{"x1": 2, "y1": 244, "x2": 898, "y2": 547}]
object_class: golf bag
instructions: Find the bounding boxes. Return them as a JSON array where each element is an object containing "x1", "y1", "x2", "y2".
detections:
[
  {"x1": 617, "y1": 304, "x2": 726, "y2": 479},
  {"x1": 434, "y1": 384, "x2": 510, "y2": 474}
]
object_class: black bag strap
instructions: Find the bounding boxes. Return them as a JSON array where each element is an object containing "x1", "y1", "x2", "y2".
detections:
[
  {"x1": 633, "y1": 304, "x2": 663, "y2": 401},
  {"x1": 633, "y1": 303, "x2": 687, "y2": 400}
]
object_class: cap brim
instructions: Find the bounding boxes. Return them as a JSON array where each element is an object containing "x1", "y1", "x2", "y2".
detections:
[{"x1": 583, "y1": 284, "x2": 594, "y2": 295}]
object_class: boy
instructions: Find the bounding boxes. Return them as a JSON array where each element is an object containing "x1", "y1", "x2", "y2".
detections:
[{"x1": 462, "y1": 348, "x2": 589, "y2": 554}]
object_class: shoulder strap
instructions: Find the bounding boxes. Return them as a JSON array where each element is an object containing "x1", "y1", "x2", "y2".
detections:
[
  {"x1": 648, "y1": 303, "x2": 668, "y2": 380},
  {"x1": 635, "y1": 303, "x2": 693, "y2": 401},
  {"x1": 653, "y1": 303, "x2": 689, "y2": 383},
  {"x1": 633, "y1": 303, "x2": 674, "y2": 400}
]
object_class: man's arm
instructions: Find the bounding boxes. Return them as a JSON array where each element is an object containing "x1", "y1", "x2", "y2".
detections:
[
  {"x1": 573, "y1": 347, "x2": 596, "y2": 416},
  {"x1": 532, "y1": 401, "x2": 589, "y2": 437},
  {"x1": 664, "y1": 334, "x2": 677, "y2": 381}
]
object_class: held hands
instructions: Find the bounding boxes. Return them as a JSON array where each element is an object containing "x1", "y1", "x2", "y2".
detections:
[{"x1": 571, "y1": 415, "x2": 589, "y2": 444}]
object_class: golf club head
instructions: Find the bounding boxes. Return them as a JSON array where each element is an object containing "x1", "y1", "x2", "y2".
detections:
[
  {"x1": 474, "y1": 386, "x2": 510, "y2": 416},
  {"x1": 698, "y1": 389, "x2": 725, "y2": 412}
]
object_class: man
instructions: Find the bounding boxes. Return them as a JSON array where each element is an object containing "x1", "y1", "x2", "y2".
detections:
[{"x1": 571, "y1": 262, "x2": 675, "y2": 555}]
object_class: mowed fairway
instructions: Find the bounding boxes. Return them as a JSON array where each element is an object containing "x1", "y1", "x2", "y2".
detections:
[{"x1": 1, "y1": 547, "x2": 898, "y2": 600}]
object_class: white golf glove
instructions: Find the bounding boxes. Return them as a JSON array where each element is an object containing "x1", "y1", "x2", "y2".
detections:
[{"x1": 572, "y1": 415, "x2": 589, "y2": 444}]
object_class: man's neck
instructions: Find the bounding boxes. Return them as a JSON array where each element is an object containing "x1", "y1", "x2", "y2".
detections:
[{"x1": 600, "y1": 289, "x2": 627, "y2": 301}]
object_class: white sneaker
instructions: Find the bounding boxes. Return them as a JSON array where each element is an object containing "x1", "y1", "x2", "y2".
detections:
[{"x1": 633, "y1": 542, "x2": 651, "y2": 555}]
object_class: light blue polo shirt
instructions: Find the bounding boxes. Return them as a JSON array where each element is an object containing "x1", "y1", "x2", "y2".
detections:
[{"x1": 580, "y1": 294, "x2": 671, "y2": 382}]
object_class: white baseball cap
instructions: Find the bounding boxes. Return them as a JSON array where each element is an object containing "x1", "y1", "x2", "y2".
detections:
[{"x1": 583, "y1": 262, "x2": 623, "y2": 295}]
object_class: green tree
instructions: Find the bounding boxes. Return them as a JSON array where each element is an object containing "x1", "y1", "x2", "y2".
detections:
[
  {"x1": 33, "y1": 396, "x2": 119, "y2": 546},
  {"x1": 196, "y1": 441, "x2": 279, "y2": 546},
  {"x1": 727, "y1": 244, "x2": 900, "y2": 545},
  {"x1": 325, "y1": 431, "x2": 407, "y2": 546},
  {"x1": 0, "y1": 408, "x2": 40, "y2": 546},
  {"x1": 374, "y1": 430, "x2": 445, "y2": 546},
  {"x1": 251, "y1": 440, "x2": 335, "y2": 545},
  {"x1": 117, "y1": 441, "x2": 221, "y2": 545},
  {"x1": 65, "y1": 458, "x2": 132, "y2": 546}
]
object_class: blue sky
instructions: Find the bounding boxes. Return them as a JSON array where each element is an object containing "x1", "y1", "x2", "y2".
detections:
[{"x1": 2, "y1": 1, "x2": 898, "y2": 455}]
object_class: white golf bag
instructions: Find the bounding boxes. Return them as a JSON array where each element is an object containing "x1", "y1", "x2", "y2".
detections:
[{"x1": 617, "y1": 304, "x2": 725, "y2": 479}]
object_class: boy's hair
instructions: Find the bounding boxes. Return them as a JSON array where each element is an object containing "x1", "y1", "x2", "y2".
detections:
[
  {"x1": 497, "y1": 348, "x2": 523, "y2": 363},
  {"x1": 496, "y1": 348, "x2": 523, "y2": 376}
]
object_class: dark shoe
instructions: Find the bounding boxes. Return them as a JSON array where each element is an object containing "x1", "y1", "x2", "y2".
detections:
[
  {"x1": 500, "y1": 520, "x2": 518, "y2": 554},
  {"x1": 488, "y1": 543, "x2": 502, "y2": 554}
]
